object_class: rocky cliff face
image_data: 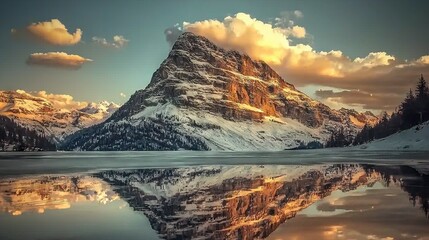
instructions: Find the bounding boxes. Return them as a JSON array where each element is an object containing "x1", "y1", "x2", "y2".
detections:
[
  {"x1": 64, "y1": 32, "x2": 377, "y2": 151},
  {"x1": 96, "y1": 165, "x2": 382, "y2": 240},
  {"x1": 0, "y1": 90, "x2": 119, "y2": 144}
]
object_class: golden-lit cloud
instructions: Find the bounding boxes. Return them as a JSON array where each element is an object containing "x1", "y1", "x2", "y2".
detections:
[
  {"x1": 92, "y1": 35, "x2": 129, "y2": 48},
  {"x1": 353, "y1": 52, "x2": 395, "y2": 68},
  {"x1": 26, "y1": 52, "x2": 92, "y2": 69},
  {"x1": 173, "y1": 12, "x2": 429, "y2": 111},
  {"x1": 16, "y1": 89, "x2": 89, "y2": 110},
  {"x1": 182, "y1": 13, "x2": 396, "y2": 76},
  {"x1": 416, "y1": 55, "x2": 429, "y2": 64},
  {"x1": 34, "y1": 90, "x2": 89, "y2": 110},
  {"x1": 290, "y1": 26, "x2": 306, "y2": 38},
  {"x1": 183, "y1": 13, "x2": 291, "y2": 65},
  {"x1": 12, "y1": 19, "x2": 82, "y2": 45}
]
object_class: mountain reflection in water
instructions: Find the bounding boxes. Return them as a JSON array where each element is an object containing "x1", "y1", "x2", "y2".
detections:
[
  {"x1": 0, "y1": 176, "x2": 118, "y2": 216},
  {"x1": 0, "y1": 164, "x2": 428, "y2": 240}
]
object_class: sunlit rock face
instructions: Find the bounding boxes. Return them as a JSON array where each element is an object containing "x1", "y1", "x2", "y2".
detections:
[
  {"x1": 63, "y1": 33, "x2": 377, "y2": 151},
  {"x1": 119, "y1": 33, "x2": 373, "y2": 128},
  {"x1": 96, "y1": 165, "x2": 383, "y2": 240},
  {"x1": 0, "y1": 176, "x2": 118, "y2": 216}
]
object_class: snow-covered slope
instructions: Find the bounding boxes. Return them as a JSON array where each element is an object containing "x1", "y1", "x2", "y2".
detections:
[
  {"x1": 63, "y1": 32, "x2": 377, "y2": 151},
  {"x1": 358, "y1": 121, "x2": 429, "y2": 150},
  {"x1": 0, "y1": 90, "x2": 119, "y2": 143}
]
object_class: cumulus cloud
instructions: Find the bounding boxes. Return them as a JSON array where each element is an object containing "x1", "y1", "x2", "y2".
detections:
[
  {"x1": 92, "y1": 37, "x2": 109, "y2": 46},
  {"x1": 92, "y1": 35, "x2": 129, "y2": 48},
  {"x1": 113, "y1": 35, "x2": 128, "y2": 47},
  {"x1": 16, "y1": 89, "x2": 88, "y2": 110},
  {"x1": 294, "y1": 10, "x2": 304, "y2": 18},
  {"x1": 26, "y1": 52, "x2": 92, "y2": 69},
  {"x1": 120, "y1": 92, "x2": 126, "y2": 98},
  {"x1": 183, "y1": 13, "x2": 291, "y2": 65},
  {"x1": 275, "y1": 10, "x2": 304, "y2": 27},
  {"x1": 12, "y1": 19, "x2": 82, "y2": 45},
  {"x1": 290, "y1": 25, "x2": 306, "y2": 38},
  {"x1": 170, "y1": 12, "x2": 429, "y2": 111},
  {"x1": 414, "y1": 55, "x2": 429, "y2": 65},
  {"x1": 36, "y1": 90, "x2": 89, "y2": 110},
  {"x1": 272, "y1": 10, "x2": 306, "y2": 39},
  {"x1": 353, "y1": 52, "x2": 395, "y2": 68}
]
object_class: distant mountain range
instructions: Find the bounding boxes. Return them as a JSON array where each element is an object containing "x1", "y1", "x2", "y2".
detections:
[
  {"x1": 61, "y1": 32, "x2": 377, "y2": 151},
  {"x1": 0, "y1": 90, "x2": 118, "y2": 150}
]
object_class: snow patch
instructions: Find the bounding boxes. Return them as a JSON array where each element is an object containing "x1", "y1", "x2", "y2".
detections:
[{"x1": 235, "y1": 103, "x2": 264, "y2": 113}]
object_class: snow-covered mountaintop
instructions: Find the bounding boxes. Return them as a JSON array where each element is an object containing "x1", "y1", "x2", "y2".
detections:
[
  {"x1": 358, "y1": 120, "x2": 429, "y2": 150},
  {"x1": 64, "y1": 32, "x2": 377, "y2": 151},
  {"x1": 79, "y1": 101, "x2": 120, "y2": 115},
  {"x1": 0, "y1": 90, "x2": 119, "y2": 143}
]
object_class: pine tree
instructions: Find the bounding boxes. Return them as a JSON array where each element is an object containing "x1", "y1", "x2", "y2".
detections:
[
  {"x1": 0, "y1": 128, "x2": 6, "y2": 140},
  {"x1": 415, "y1": 74, "x2": 429, "y2": 123},
  {"x1": 325, "y1": 127, "x2": 352, "y2": 148},
  {"x1": 400, "y1": 88, "x2": 418, "y2": 129},
  {"x1": 416, "y1": 74, "x2": 429, "y2": 100}
]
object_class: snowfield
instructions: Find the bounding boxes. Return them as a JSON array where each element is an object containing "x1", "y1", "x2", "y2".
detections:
[
  {"x1": 129, "y1": 102, "x2": 328, "y2": 151},
  {"x1": 358, "y1": 121, "x2": 429, "y2": 151}
]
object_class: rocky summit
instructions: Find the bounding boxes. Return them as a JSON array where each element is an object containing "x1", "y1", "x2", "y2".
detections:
[{"x1": 63, "y1": 32, "x2": 377, "y2": 151}]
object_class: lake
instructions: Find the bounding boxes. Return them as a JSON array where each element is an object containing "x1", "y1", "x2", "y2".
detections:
[{"x1": 0, "y1": 150, "x2": 428, "y2": 240}]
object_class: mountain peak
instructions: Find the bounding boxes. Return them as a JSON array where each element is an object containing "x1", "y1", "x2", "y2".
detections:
[
  {"x1": 171, "y1": 32, "x2": 276, "y2": 76},
  {"x1": 167, "y1": 32, "x2": 292, "y2": 89},
  {"x1": 172, "y1": 32, "x2": 217, "y2": 51},
  {"x1": 174, "y1": 31, "x2": 197, "y2": 42},
  {"x1": 64, "y1": 32, "x2": 377, "y2": 151}
]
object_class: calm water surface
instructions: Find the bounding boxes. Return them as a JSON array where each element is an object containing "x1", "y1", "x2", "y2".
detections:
[{"x1": 0, "y1": 150, "x2": 428, "y2": 240}]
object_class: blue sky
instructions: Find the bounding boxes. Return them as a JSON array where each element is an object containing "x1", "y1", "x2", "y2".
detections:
[{"x1": 1, "y1": 0, "x2": 429, "y2": 110}]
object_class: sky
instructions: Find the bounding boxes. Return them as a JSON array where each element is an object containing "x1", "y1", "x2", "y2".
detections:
[{"x1": 1, "y1": 0, "x2": 429, "y2": 112}]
